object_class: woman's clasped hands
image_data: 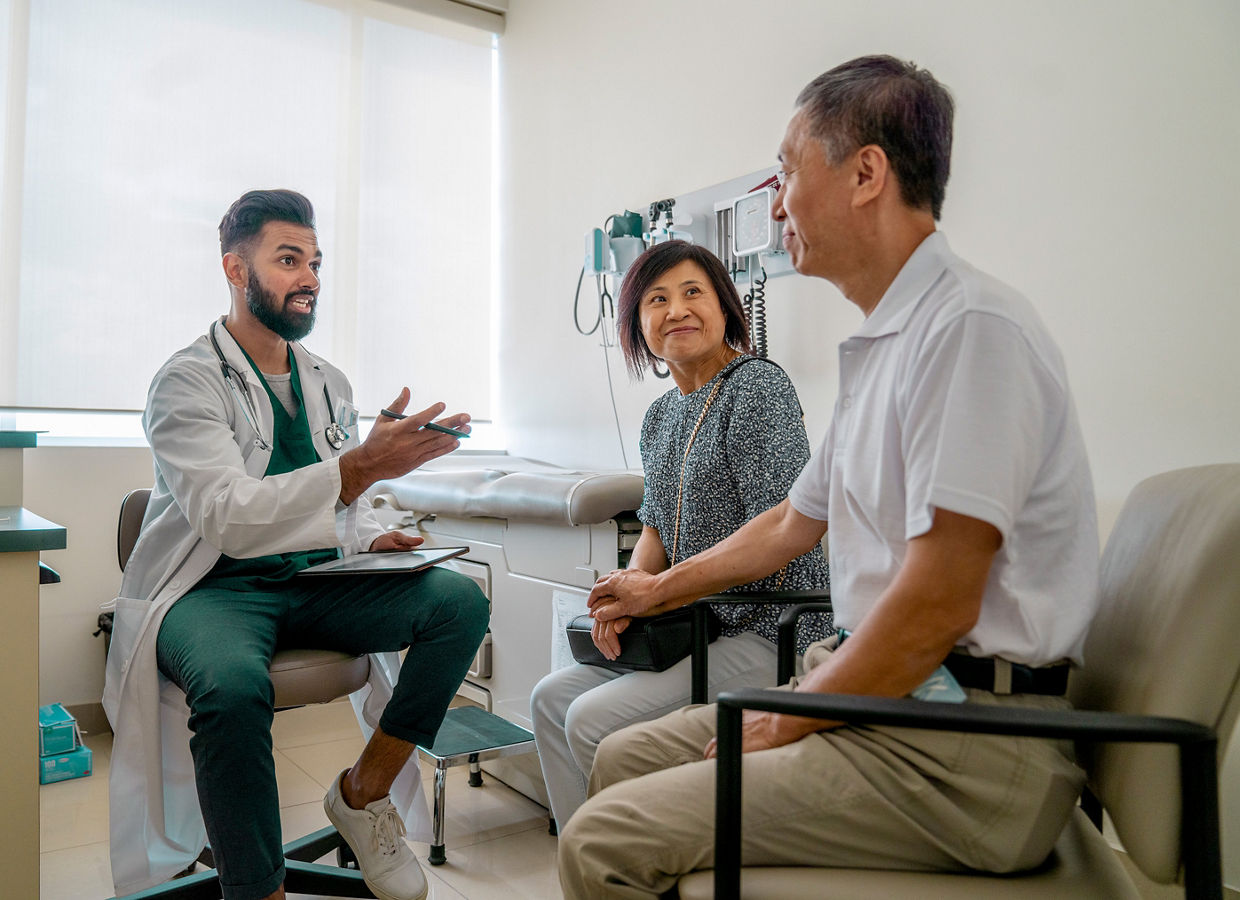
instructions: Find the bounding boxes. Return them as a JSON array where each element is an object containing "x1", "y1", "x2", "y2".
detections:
[{"x1": 586, "y1": 569, "x2": 666, "y2": 659}]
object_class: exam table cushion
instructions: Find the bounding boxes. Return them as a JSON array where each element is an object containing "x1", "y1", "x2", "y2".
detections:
[{"x1": 372, "y1": 460, "x2": 643, "y2": 527}]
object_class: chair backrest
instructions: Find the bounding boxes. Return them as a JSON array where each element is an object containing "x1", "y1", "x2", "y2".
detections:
[
  {"x1": 1070, "y1": 464, "x2": 1240, "y2": 884},
  {"x1": 118, "y1": 487, "x2": 152, "y2": 572}
]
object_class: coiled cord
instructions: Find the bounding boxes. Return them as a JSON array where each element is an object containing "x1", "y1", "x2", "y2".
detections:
[{"x1": 744, "y1": 265, "x2": 769, "y2": 358}]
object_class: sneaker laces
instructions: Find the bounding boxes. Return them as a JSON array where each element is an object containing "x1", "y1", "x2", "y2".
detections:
[{"x1": 371, "y1": 802, "x2": 408, "y2": 857}]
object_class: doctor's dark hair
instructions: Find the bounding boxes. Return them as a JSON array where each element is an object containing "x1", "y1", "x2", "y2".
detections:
[
  {"x1": 616, "y1": 240, "x2": 751, "y2": 380},
  {"x1": 218, "y1": 189, "x2": 316, "y2": 257},
  {"x1": 796, "y1": 55, "x2": 954, "y2": 220}
]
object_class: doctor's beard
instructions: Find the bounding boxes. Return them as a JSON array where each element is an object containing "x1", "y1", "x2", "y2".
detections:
[{"x1": 246, "y1": 270, "x2": 316, "y2": 341}]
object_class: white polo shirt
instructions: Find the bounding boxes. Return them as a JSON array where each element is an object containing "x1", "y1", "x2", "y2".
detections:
[{"x1": 789, "y1": 232, "x2": 1099, "y2": 666}]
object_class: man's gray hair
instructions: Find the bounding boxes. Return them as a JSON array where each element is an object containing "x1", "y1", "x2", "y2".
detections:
[{"x1": 796, "y1": 55, "x2": 954, "y2": 220}]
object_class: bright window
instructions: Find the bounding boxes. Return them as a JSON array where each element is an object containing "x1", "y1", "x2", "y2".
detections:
[{"x1": 0, "y1": 0, "x2": 494, "y2": 433}]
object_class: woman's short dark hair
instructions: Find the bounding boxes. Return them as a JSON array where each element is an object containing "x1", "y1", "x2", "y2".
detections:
[
  {"x1": 796, "y1": 55, "x2": 954, "y2": 220},
  {"x1": 616, "y1": 240, "x2": 752, "y2": 380},
  {"x1": 218, "y1": 189, "x2": 316, "y2": 258}
]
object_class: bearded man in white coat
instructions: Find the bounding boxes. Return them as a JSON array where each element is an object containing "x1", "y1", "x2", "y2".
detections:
[{"x1": 103, "y1": 189, "x2": 489, "y2": 900}]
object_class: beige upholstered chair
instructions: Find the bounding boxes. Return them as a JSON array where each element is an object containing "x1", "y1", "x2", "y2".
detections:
[
  {"x1": 684, "y1": 464, "x2": 1240, "y2": 900},
  {"x1": 113, "y1": 488, "x2": 374, "y2": 899}
]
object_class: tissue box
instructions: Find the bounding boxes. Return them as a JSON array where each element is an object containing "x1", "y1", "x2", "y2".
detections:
[
  {"x1": 39, "y1": 745, "x2": 93, "y2": 784},
  {"x1": 38, "y1": 703, "x2": 79, "y2": 756}
]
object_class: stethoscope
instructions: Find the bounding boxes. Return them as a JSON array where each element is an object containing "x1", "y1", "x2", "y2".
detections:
[{"x1": 209, "y1": 321, "x2": 349, "y2": 452}]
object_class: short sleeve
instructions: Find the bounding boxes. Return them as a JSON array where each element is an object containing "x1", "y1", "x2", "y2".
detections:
[
  {"x1": 788, "y1": 417, "x2": 833, "y2": 522},
  {"x1": 901, "y1": 311, "x2": 1063, "y2": 542}
]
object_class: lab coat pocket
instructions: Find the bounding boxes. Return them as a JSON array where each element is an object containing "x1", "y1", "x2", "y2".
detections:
[
  {"x1": 108, "y1": 596, "x2": 153, "y2": 675},
  {"x1": 102, "y1": 596, "x2": 151, "y2": 720}
]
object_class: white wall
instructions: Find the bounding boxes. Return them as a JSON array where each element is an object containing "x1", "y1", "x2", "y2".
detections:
[
  {"x1": 31, "y1": 447, "x2": 155, "y2": 708},
  {"x1": 495, "y1": 0, "x2": 1240, "y2": 544}
]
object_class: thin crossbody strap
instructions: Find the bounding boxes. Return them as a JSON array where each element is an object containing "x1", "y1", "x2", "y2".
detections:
[{"x1": 670, "y1": 378, "x2": 725, "y2": 566}]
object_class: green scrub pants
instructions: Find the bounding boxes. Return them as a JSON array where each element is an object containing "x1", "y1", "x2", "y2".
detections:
[{"x1": 156, "y1": 566, "x2": 489, "y2": 900}]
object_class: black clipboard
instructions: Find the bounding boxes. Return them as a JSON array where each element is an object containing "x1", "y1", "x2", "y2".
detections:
[{"x1": 296, "y1": 546, "x2": 468, "y2": 577}]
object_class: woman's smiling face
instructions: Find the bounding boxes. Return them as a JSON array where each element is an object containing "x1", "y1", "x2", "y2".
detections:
[{"x1": 638, "y1": 259, "x2": 728, "y2": 369}]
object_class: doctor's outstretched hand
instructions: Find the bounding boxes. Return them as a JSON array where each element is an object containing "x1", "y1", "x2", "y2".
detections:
[{"x1": 337, "y1": 387, "x2": 471, "y2": 506}]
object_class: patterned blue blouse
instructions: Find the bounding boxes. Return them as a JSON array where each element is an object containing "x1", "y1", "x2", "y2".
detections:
[{"x1": 637, "y1": 355, "x2": 832, "y2": 652}]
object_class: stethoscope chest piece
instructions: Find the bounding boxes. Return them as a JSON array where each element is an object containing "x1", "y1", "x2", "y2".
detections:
[{"x1": 325, "y1": 422, "x2": 348, "y2": 450}]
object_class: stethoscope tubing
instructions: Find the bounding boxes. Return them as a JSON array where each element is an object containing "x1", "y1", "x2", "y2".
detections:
[{"x1": 208, "y1": 321, "x2": 346, "y2": 451}]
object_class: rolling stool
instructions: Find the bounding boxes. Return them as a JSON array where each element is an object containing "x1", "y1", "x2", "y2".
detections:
[
  {"x1": 111, "y1": 489, "x2": 372, "y2": 899},
  {"x1": 416, "y1": 705, "x2": 537, "y2": 865}
]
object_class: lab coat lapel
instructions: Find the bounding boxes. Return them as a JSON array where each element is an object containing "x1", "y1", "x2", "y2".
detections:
[
  {"x1": 291, "y1": 341, "x2": 335, "y2": 460},
  {"x1": 211, "y1": 317, "x2": 274, "y2": 465}
]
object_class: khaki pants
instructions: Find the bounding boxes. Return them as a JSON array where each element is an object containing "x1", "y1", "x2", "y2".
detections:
[{"x1": 557, "y1": 679, "x2": 1083, "y2": 900}]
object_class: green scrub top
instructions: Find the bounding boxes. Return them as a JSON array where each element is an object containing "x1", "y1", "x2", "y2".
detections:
[{"x1": 198, "y1": 346, "x2": 339, "y2": 590}]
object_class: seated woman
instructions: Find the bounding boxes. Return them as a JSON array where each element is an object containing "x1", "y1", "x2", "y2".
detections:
[{"x1": 530, "y1": 240, "x2": 831, "y2": 828}]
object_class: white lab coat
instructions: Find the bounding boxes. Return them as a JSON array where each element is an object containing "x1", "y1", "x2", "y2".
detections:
[{"x1": 102, "y1": 318, "x2": 431, "y2": 895}]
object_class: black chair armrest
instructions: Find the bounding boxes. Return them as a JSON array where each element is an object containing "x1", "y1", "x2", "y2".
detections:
[
  {"x1": 711, "y1": 688, "x2": 1220, "y2": 900},
  {"x1": 774, "y1": 601, "x2": 834, "y2": 685},
  {"x1": 697, "y1": 590, "x2": 833, "y2": 604},
  {"x1": 688, "y1": 591, "x2": 832, "y2": 704}
]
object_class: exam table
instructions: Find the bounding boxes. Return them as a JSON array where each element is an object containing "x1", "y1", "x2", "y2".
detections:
[{"x1": 370, "y1": 455, "x2": 644, "y2": 806}]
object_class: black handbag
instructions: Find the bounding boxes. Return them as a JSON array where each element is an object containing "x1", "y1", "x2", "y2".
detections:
[{"x1": 565, "y1": 605, "x2": 721, "y2": 672}]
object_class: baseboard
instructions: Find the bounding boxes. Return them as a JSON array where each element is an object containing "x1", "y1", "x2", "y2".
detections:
[{"x1": 64, "y1": 701, "x2": 111, "y2": 738}]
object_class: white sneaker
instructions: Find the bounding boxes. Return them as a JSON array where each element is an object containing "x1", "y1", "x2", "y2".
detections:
[{"x1": 324, "y1": 770, "x2": 429, "y2": 900}]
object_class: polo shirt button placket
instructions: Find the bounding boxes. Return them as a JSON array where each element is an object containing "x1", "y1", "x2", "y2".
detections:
[{"x1": 837, "y1": 341, "x2": 862, "y2": 446}]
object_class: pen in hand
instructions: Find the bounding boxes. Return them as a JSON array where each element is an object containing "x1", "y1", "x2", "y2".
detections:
[{"x1": 380, "y1": 408, "x2": 471, "y2": 438}]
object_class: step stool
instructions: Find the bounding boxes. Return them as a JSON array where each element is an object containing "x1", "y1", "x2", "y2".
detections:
[{"x1": 416, "y1": 705, "x2": 537, "y2": 865}]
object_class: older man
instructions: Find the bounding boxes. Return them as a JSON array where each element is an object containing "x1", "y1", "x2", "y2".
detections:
[{"x1": 559, "y1": 55, "x2": 1099, "y2": 899}]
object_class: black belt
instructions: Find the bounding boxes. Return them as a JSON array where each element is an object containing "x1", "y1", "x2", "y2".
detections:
[
  {"x1": 941, "y1": 653, "x2": 1070, "y2": 696},
  {"x1": 835, "y1": 631, "x2": 1070, "y2": 696}
]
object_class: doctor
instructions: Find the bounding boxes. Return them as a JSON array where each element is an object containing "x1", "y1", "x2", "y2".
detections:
[{"x1": 103, "y1": 189, "x2": 489, "y2": 900}]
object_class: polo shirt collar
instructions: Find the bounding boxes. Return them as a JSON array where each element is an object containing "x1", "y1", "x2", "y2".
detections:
[{"x1": 852, "y1": 230, "x2": 953, "y2": 339}]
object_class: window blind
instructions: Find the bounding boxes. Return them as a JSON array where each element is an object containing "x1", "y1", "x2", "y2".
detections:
[{"x1": 0, "y1": 0, "x2": 494, "y2": 420}]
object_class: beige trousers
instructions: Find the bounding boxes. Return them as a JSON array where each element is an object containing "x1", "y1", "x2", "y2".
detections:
[{"x1": 557, "y1": 668, "x2": 1084, "y2": 899}]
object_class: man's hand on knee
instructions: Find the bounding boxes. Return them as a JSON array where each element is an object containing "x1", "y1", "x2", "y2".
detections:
[{"x1": 702, "y1": 708, "x2": 827, "y2": 759}]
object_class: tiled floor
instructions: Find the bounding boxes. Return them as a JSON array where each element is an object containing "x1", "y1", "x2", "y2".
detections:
[{"x1": 40, "y1": 699, "x2": 563, "y2": 899}]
